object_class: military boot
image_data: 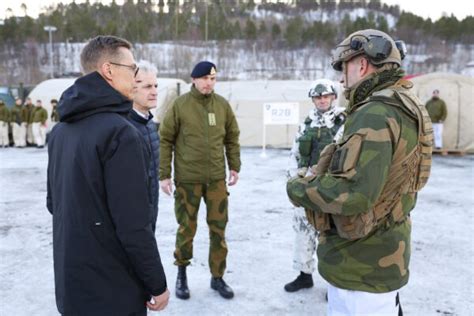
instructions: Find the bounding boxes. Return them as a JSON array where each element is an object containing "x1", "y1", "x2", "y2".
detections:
[
  {"x1": 210, "y1": 277, "x2": 234, "y2": 299},
  {"x1": 284, "y1": 272, "x2": 314, "y2": 292},
  {"x1": 175, "y1": 266, "x2": 190, "y2": 299}
]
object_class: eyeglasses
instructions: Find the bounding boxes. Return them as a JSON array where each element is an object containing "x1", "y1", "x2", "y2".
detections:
[{"x1": 109, "y1": 62, "x2": 139, "y2": 77}]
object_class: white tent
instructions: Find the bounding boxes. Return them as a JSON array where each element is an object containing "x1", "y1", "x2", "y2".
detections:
[
  {"x1": 204, "y1": 76, "x2": 472, "y2": 151},
  {"x1": 31, "y1": 75, "x2": 472, "y2": 152},
  {"x1": 27, "y1": 77, "x2": 187, "y2": 128},
  {"x1": 210, "y1": 80, "x2": 345, "y2": 148}
]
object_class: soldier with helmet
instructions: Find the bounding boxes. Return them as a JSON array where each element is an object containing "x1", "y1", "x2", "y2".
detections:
[
  {"x1": 287, "y1": 29, "x2": 433, "y2": 315},
  {"x1": 284, "y1": 79, "x2": 345, "y2": 293}
]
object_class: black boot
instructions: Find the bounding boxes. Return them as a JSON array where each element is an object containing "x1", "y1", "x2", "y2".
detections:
[
  {"x1": 211, "y1": 277, "x2": 234, "y2": 299},
  {"x1": 284, "y1": 272, "x2": 314, "y2": 292},
  {"x1": 175, "y1": 266, "x2": 190, "y2": 299}
]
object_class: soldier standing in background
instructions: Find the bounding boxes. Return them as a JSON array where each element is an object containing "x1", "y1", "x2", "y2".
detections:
[
  {"x1": 24, "y1": 97, "x2": 35, "y2": 146},
  {"x1": 287, "y1": 29, "x2": 433, "y2": 315},
  {"x1": 160, "y1": 61, "x2": 241, "y2": 300},
  {"x1": 50, "y1": 99, "x2": 60, "y2": 132},
  {"x1": 0, "y1": 100, "x2": 10, "y2": 147},
  {"x1": 10, "y1": 98, "x2": 26, "y2": 148},
  {"x1": 284, "y1": 79, "x2": 345, "y2": 292},
  {"x1": 32, "y1": 99, "x2": 48, "y2": 148},
  {"x1": 425, "y1": 89, "x2": 447, "y2": 149}
]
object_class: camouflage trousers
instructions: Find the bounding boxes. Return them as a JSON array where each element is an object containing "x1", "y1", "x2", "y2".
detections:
[
  {"x1": 292, "y1": 207, "x2": 318, "y2": 274},
  {"x1": 174, "y1": 180, "x2": 229, "y2": 277}
]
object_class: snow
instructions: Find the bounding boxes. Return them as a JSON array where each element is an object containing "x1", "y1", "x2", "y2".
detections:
[{"x1": 0, "y1": 147, "x2": 473, "y2": 315}]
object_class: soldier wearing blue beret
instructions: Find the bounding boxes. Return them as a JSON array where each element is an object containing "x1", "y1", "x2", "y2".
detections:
[
  {"x1": 190, "y1": 61, "x2": 217, "y2": 78},
  {"x1": 160, "y1": 60, "x2": 241, "y2": 300}
]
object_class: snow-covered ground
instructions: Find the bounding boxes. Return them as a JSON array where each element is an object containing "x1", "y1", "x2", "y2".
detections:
[{"x1": 0, "y1": 147, "x2": 473, "y2": 315}]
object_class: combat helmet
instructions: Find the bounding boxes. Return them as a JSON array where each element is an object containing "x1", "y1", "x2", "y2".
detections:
[
  {"x1": 331, "y1": 29, "x2": 407, "y2": 71},
  {"x1": 308, "y1": 79, "x2": 337, "y2": 99}
]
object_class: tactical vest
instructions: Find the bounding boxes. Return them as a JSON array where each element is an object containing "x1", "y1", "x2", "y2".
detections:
[
  {"x1": 298, "y1": 116, "x2": 343, "y2": 168},
  {"x1": 316, "y1": 80, "x2": 433, "y2": 240}
]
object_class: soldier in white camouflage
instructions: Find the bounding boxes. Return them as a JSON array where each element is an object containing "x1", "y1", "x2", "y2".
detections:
[
  {"x1": 287, "y1": 29, "x2": 433, "y2": 315},
  {"x1": 285, "y1": 79, "x2": 345, "y2": 293}
]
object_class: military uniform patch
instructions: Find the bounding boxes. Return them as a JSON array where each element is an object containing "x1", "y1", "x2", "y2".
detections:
[{"x1": 208, "y1": 113, "x2": 216, "y2": 126}]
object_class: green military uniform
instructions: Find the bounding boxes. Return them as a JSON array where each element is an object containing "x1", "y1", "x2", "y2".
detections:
[
  {"x1": 425, "y1": 96, "x2": 447, "y2": 123},
  {"x1": 297, "y1": 112, "x2": 345, "y2": 168},
  {"x1": 51, "y1": 106, "x2": 60, "y2": 122},
  {"x1": 0, "y1": 102, "x2": 10, "y2": 122},
  {"x1": 25, "y1": 104, "x2": 35, "y2": 123},
  {"x1": 0, "y1": 101, "x2": 10, "y2": 146},
  {"x1": 32, "y1": 107, "x2": 48, "y2": 124},
  {"x1": 21, "y1": 106, "x2": 29, "y2": 123},
  {"x1": 10, "y1": 104, "x2": 26, "y2": 124},
  {"x1": 25, "y1": 103, "x2": 35, "y2": 144},
  {"x1": 287, "y1": 68, "x2": 432, "y2": 293},
  {"x1": 160, "y1": 85, "x2": 240, "y2": 277}
]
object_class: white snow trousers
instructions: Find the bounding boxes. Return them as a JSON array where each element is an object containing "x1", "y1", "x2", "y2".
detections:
[
  {"x1": 327, "y1": 284, "x2": 402, "y2": 316},
  {"x1": 32, "y1": 122, "x2": 46, "y2": 147},
  {"x1": 0, "y1": 122, "x2": 8, "y2": 146},
  {"x1": 12, "y1": 123, "x2": 26, "y2": 147},
  {"x1": 432, "y1": 123, "x2": 443, "y2": 148},
  {"x1": 291, "y1": 207, "x2": 318, "y2": 274},
  {"x1": 26, "y1": 123, "x2": 34, "y2": 144}
]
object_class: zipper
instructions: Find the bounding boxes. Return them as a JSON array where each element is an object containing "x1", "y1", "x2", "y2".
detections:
[{"x1": 202, "y1": 100, "x2": 211, "y2": 184}]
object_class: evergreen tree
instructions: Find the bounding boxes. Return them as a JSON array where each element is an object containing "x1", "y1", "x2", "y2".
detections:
[
  {"x1": 244, "y1": 18, "x2": 257, "y2": 40},
  {"x1": 376, "y1": 15, "x2": 389, "y2": 33},
  {"x1": 271, "y1": 23, "x2": 281, "y2": 40},
  {"x1": 284, "y1": 17, "x2": 304, "y2": 47},
  {"x1": 259, "y1": 21, "x2": 267, "y2": 35}
]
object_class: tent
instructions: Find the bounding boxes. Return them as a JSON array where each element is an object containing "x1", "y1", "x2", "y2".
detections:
[
  {"x1": 209, "y1": 80, "x2": 346, "y2": 148},
  {"x1": 204, "y1": 75, "x2": 473, "y2": 151},
  {"x1": 27, "y1": 77, "x2": 187, "y2": 128},
  {"x1": 410, "y1": 72, "x2": 474, "y2": 153}
]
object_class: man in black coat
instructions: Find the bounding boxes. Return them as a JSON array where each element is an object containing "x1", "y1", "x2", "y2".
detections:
[
  {"x1": 46, "y1": 35, "x2": 169, "y2": 315},
  {"x1": 128, "y1": 61, "x2": 160, "y2": 232}
]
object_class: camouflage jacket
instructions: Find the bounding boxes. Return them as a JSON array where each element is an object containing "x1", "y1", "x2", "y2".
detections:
[
  {"x1": 159, "y1": 85, "x2": 241, "y2": 183},
  {"x1": 287, "y1": 69, "x2": 420, "y2": 293},
  {"x1": 425, "y1": 97, "x2": 447, "y2": 123},
  {"x1": 292, "y1": 107, "x2": 345, "y2": 169}
]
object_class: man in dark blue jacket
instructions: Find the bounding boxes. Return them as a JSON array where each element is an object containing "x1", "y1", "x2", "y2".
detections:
[
  {"x1": 46, "y1": 35, "x2": 169, "y2": 315},
  {"x1": 128, "y1": 61, "x2": 160, "y2": 232}
]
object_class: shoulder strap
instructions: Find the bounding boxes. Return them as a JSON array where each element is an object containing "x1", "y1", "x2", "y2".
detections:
[{"x1": 369, "y1": 81, "x2": 433, "y2": 192}]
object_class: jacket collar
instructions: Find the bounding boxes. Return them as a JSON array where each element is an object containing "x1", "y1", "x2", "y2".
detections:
[
  {"x1": 346, "y1": 68, "x2": 405, "y2": 113},
  {"x1": 190, "y1": 85, "x2": 213, "y2": 104},
  {"x1": 129, "y1": 108, "x2": 153, "y2": 124}
]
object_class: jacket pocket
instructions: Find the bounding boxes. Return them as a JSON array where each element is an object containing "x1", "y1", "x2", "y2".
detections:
[{"x1": 329, "y1": 133, "x2": 364, "y2": 178}]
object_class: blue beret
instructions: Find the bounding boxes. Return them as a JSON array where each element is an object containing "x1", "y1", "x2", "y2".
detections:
[{"x1": 191, "y1": 61, "x2": 217, "y2": 78}]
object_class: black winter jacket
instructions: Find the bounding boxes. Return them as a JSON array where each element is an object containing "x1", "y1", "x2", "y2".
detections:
[
  {"x1": 46, "y1": 72, "x2": 167, "y2": 316},
  {"x1": 128, "y1": 109, "x2": 160, "y2": 232}
]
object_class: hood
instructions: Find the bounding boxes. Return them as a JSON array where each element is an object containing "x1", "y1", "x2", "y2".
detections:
[{"x1": 58, "y1": 71, "x2": 132, "y2": 123}]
